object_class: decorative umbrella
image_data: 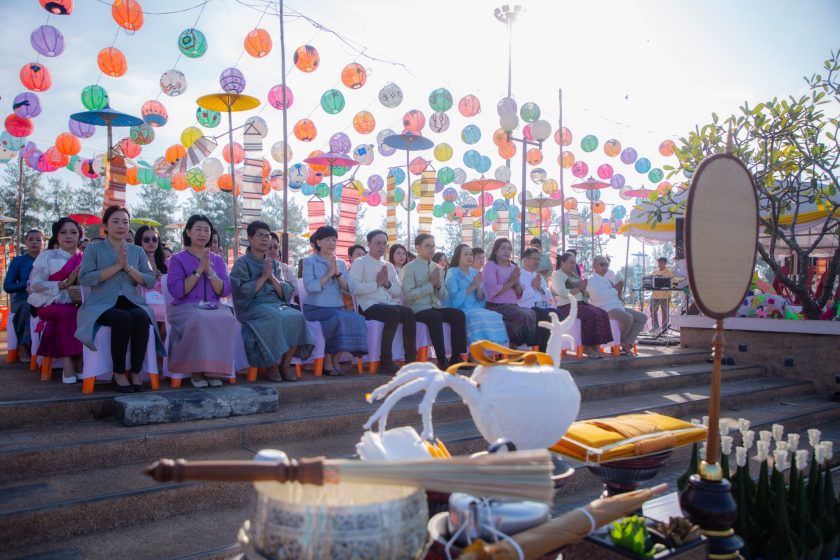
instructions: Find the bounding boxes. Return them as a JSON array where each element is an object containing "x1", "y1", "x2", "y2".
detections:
[
  {"x1": 0, "y1": 215, "x2": 17, "y2": 223},
  {"x1": 303, "y1": 152, "x2": 360, "y2": 226},
  {"x1": 69, "y1": 213, "x2": 103, "y2": 226},
  {"x1": 196, "y1": 93, "x2": 260, "y2": 251},
  {"x1": 164, "y1": 222, "x2": 184, "y2": 230},
  {"x1": 463, "y1": 177, "x2": 506, "y2": 248},
  {"x1": 131, "y1": 218, "x2": 161, "y2": 227},
  {"x1": 570, "y1": 177, "x2": 610, "y2": 257},
  {"x1": 382, "y1": 133, "x2": 434, "y2": 247},
  {"x1": 622, "y1": 187, "x2": 656, "y2": 199},
  {"x1": 525, "y1": 195, "x2": 562, "y2": 240},
  {"x1": 186, "y1": 136, "x2": 218, "y2": 167},
  {"x1": 69, "y1": 106, "x2": 143, "y2": 187}
]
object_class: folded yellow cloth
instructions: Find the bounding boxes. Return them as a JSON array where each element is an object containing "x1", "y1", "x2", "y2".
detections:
[{"x1": 550, "y1": 413, "x2": 707, "y2": 463}]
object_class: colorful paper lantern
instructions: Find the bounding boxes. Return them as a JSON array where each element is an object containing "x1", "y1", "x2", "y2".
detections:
[
  {"x1": 659, "y1": 139, "x2": 676, "y2": 157},
  {"x1": 293, "y1": 45, "x2": 320, "y2": 72},
  {"x1": 580, "y1": 134, "x2": 598, "y2": 152},
  {"x1": 519, "y1": 101, "x2": 540, "y2": 123},
  {"x1": 377, "y1": 129, "x2": 397, "y2": 156},
  {"x1": 585, "y1": 189, "x2": 601, "y2": 202},
  {"x1": 20, "y1": 63, "x2": 51, "y2": 92},
  {"x1": 221, "y1": 142, "x2": 244, "y2": 164},
  {"x1": 592, "y1": 201, "x2": 606, "y2": 214},
  {"x1": 178, "y1": 28, "x2": 207, "y2": 58},
  {"x1": 498, "y1": 142, "x2": 516, "y2": 159},
  {"x1": 267, "y1": 84, "x2": 293, "y2": 110},
  {"x1": 571, "y1": 161, "x2": 588, "y2": 178},
  {"x1": 293, "y1": 119, "x2": 317, "y2": 142},
  {"x1": 458, "y1": 95, "x2": 481, "y2": 117},
  {"x1": 634, "y1": 157, "x2": 651, "y2": 173},
  {"x1": 429, "y1": 112, "x2": 450, "y2": 133},
  {"x1": 40, "y1": 0, "x2": 74, "y2": 15},
  {"x1": 597, "y1": 164, "x2": 614, "y2": 180},
  {"x1": 69, "y1": 118, "x2": 95, "y2": 139},
  {"x1": 555, "y1": 127, "x2": 572, "y2": 146},
  {"x1": 270, "y1": 141, "x2": 292, "y2": 163},
  {"x1": 81, "y1": 85, "x2": 109, "y2": 110},
  {"x1": 179, "y1": 127, "x2": 202, "y2": 148},
  {"x1": 657, "y1": 181, "x2": 673, "y2": 195},
  {"x1": 244, "y1": 28, "x2": 272, "y2": 58},
  {"x1": 620, "y1": 147, "x2": 638, "y2": 164},
  {"x1": 530, "y1": 168, "x2": 547, "y2": 184},
  {"x1": 202, "y1": 157, "x2": 223, "y2": 178},
  {"x1": 44, "y1": 146, "x2": 68, "y2": 167},
  {"x1": 98, "y1": 47, "x2": 127, "y2": 78},
  {"x1": 352, "y1": 111, "x2": 376, "y2": 134},
  {"x1": 5, "y1": 115, "x2": 33, "y2": 138},
  {"x1": 460, "y1": 124, "x2": 480, "y2": 145},
  {"x1": 353, "y1": 144, "x2": 374, "y2": 165},
  {"x1": 0, "y1": 131, "x2": 26, "y2": 151},
  {"x1": 13, "y1": 93, "x2": 42, "y2": 118},
  {"x1": 409, "y1": 157, "x2": 429, "y2": 175},
  {"x1": 604, "y1": 139, "x2": 621, "y2": 157},
  {"x1": 437, "y1": 167, "x2": 455, "y2": 185},
  {"x1": 434, "y1": 143, "x2": 453, "y2": 162},
  {"x1": 137, "y1": 167, "x2": 155, "y2": 184},
  {"x1": 378, "y1": 82, "x2": 403, "y2": 108},
  {"x1": 402, "y1": 110, "x2": 425, "y2": 133},
  {"x1": 429, "y1": 88, "x2": 453, "y2": 112},
  {"x1": 112, "y1": 0, "x2": 144, "y2": 31},
  {"x1": 542, "y1": 178, "x2": 559, "y2": 194},
  {"x1": 389, "y1": 168, "x2": 405, "y2": 186},
  {"x1": 160, "y1": 69, "x2": 187, "y2": 97},
  {"x1": 612, "y1": 205, "x2": 627, "y2": 219},
  {"x1": 130, "y1": 123, "x2": 154, "y2": 145},
  {"x1": 125, "y1": 166, "x2": 139, "y2": 185},
  {"x1": 341, "y1": 63, "x2": 367, "y2": 89},
  {"x1": 245, "y1": 116, "x2": 268, "y2": 139},
  {"x1": 141, "y1": 100, "x2": 168, "y2": 127},
  {"x1": 118, "y1": 137, "x2": 141, "y2": 158},
  {"x1": 171, "y1": 172, "x2": 189, "y2": 191},
  {"x1": 30, "y1": 25, "x2": 65, "y2": 57},
  {"x1": 610, "y1": 173, "x2": 625, "y2": 189},
  {"x1": 526, "y1": 148, "x2": 543, "y2": 166},
  {"x1": 163, "y1": 144, "x2": 185, "y2": 165},
  {"x1": 219, "y1": 67, "x2": 245, "y2": 94},
  {"x1": 196, "y1": 107, "x2": 220, "y2": 128},
  {"x1": 55, "y1": 132, "x2": 81, "y2": 156},
  {"x1": 327, "y1": 132, "x2": 351, "y2": 155},
  {"x1": 497, "y1": 97, "x2": 517, "y2": 116},
  {"x1": 320, "y1": 89, "x2": 345, "y2": 114}
]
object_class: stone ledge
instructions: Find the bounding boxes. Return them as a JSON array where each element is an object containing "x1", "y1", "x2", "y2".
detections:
[{"x1": 113, "y1": 386, "x2": 280, "y2": 427}]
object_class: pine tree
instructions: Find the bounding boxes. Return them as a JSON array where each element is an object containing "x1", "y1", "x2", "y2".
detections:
[
  {"x1": 260, "y1": 193, "x2": 309, "y2": 262},
  {"x1": 0, "y1": 159, "x2": 46, "y2": 243},
  {"x1": 130, "y1": 184, "x2": 180, "y2": 246},
  {"x1": 182, "y1": 190, "x2": 235, "y2": 251},
  {"x1": 41, "y1": 176, "x2": 75, "y2": 226}
]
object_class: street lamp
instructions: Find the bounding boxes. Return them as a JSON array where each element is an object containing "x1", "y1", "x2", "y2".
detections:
[
  {"x1": 493, "y1": 4, "x2": 524, "y2": 99},
  {"x1": 501, "y1": 112, "x2": 552, "y2": 256}
]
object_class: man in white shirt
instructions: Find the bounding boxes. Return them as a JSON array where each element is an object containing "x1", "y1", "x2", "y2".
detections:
[
  {"x1": 519, "y1": 247, "x2": 555, "y2": 351},
  {"x1": 348, "y1": 230, "x2": 416, "y2": 374},
  {"x1": 588, "y1": 255, "x2": 647, "y2": 354}
]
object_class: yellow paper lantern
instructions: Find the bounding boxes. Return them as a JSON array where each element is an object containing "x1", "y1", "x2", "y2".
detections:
[
  {"x1": 434, "y1": 143, "x2": 453, "y2": 162},
  {"x1": 180, "y1": 126, "x2": 203, "y2": 148}
]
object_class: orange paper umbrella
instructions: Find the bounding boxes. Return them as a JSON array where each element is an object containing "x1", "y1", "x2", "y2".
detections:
[
  {"x1": 69, "y1": 213, "x2": 102, "y2": 226},
  {"x1": 462, "y1": 177, "x2": 506, "y2": 248}
]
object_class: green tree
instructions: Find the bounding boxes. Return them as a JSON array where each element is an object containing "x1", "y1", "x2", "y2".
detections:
[
  {"x1": 260, "y1": 192, "x2": 309, "y2": 260},
  {"x1": 70, "y1": 177, "x2": 105, "y2": 216},
  {"x1": 182, "y1": 189, "x2": 236, "y2": 252},
  {"x1": 0, "y1": 159, "x2": 46, "y2": 243},
  {"x1": 129, "y1": 184, "x2": 180, "y2": 246},
  {"x1": 651, "y1": 51, "x2": 840, "y2": 318},
  {"x1": 41, "y1": 177, "x2": 75, "y2": 226}
]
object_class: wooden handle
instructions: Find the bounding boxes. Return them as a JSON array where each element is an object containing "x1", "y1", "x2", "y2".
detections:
[{"x1": 143, "y1": 457, "x2": 326, "y2": 485}]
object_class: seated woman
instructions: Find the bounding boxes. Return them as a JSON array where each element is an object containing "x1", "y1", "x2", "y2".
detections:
[
  {"x1": 301, "y1": 226, "x2": 368, "y2": 375},
  {"x1": 135, "y1": 225, "x2": 167, "y2": 335},
  {"x1": 166, "y1": 215, "x2": 241, "y2": 388},
  {"x1": 551, "y1": 251, "x2": 614, "y2": 357},
  {"x1": 444, "y1": 244, "x2": 509, "y2": 346},
  {"x1": 481, "y1": 238, "x2": 537, "y2": 347},
  {"x1": 231, "y1": 221, "x2": 313, "y2": 382},
  {"x1": 389, "y1": 243, "x2": 408, "y2": 276},
  {"x1": 27, "y1": 217, "x2": 84, "y2": 383},
  {"x1": 76, "y1": 206, "x2": 162, "y2": 393}
]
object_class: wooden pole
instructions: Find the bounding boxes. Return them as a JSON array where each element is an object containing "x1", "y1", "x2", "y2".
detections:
[
  {"x1": 278, "y1": 0, "x2": 290, "y2": 264},
  {"x1": 706, "y1": 318, "x2": 724, "y2": 466},
  {"x1": 15, "y1": 156, "x2": 23, "y2": 251}
]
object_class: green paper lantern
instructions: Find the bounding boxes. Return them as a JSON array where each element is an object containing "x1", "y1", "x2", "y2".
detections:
[
  {"x1": 581, "y1": 134, "x2": 598, "y2": 153},
  {"x1": 320, "y1": 89, "x2": 345, "y2": 115},
  {"x1": 156, "y1": 176, "x2": 173, "y2": 190},
  {"x1": 137, "y1": 167, "x2": 155, "y2": 184},
  {"x1": 648, "y1": 168, "x2": 664, "y2": 183},
  {"x1": 81, "y1": 85, "x2": 109, "y2": 110},
  {"x1": 441, "y1": 201, "x2": 455, "y2": 214},
  {"x1": 428, "y1": 88, "x2": 453, "y2": 112},
  {"x1": 178, "y1": 28, "x2": 208, "y2": 59},
  {"x1": 520, "y1": 102, "x2": 541, "y2": 123},
  {"x1": 432, "y1": 205, "x2": 444, "y2": 218},
  {"x1": 393, "y1": 187, "x2": 405, "y2": 204},
  {"x1": 486, "y1": 208, "x2": 497, "y2": 222},
  {"x1": 437, "y1": 166, "x2": 455, "y2": 185},
  {"x1": 186, "y1": 168, "x2": 205, "y2": 187},
  {"x1": 196, "y1": 107, "x2": 221, "y2": 128},
  {"x1": 332, "y1": 165, "x2": 349, "y2": 177},
  {"x1": 315, "y1": 183, "x2": 330, "y2": 198},
  {"x1": 66, "y1": 155, "x2": 79, "y2": 171}
]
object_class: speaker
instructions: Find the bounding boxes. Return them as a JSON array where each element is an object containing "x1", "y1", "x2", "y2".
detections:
[{"x1": 675, "y1": 217, "x2": 685, "y2": 259}]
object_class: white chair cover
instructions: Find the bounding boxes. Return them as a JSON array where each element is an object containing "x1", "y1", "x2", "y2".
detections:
[
  {"x1": 6, "y1": 312, "x2": 17, "y2": 352},
  {"x1": 30, "y1": 316, "x2": 41, "y2": 357},
  {"x1": 80, "y1": 324, "x2": 159, "y2": 382},
  {"x1": 291, "y1": 278, "x2": 326, "y2": 367}
]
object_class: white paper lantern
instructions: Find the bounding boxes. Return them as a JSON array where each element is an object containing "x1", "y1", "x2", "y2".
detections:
[{"x1": 160, "y1": 69, "x2": 188, "y2": 97}]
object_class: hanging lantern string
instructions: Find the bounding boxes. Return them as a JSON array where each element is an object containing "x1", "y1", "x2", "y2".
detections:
[
  {"x1": 93, "y1": 0, "x2": 213, "y2": 16},
  {"x1": 230, "y1": 1, "x2": 272, "y2": 69},
  {"x1": 94, "y1": 26, "x2": 122, "y2": 86},
  {"x1": 32, "y1": 12, "x2": 52, "y2": 66},
  {"x1": 153, "y1": 0, "x2": 209, "y2": 101}
]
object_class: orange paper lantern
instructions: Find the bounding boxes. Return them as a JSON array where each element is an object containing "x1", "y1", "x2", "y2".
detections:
[
  {"x1": 262, "y1": 159, "x2": 271, "y2": 178},
  {"x1": 293, "y1": 45, "x2": 319, "y2": 72},
  {"x1": 171, "y1": 172, "x2": 189, "y2": 191},
  {"x1": 244, "y1": 28, "x2": 272, "y2": 57},
  {"x1": 97, "y1": 47, "x2": 127, "y2": 78},
  {"x1": 498, "y1": 142, "x2": 516, "y2": 159},
  {"x1": 560, "y1": 151, "x2": 575, "y2": 169},
  {"x1": 112, "y1": 0, "x2": 144, "y2": 32},
  {"x1": 125, "y1": 166, "x2": 139, "y2": 185},
  {"x1": 352, "y1": 111, "x2": 376, "y2": 134},
  {"x1": 20, "y1": 63, "x2": 52, "y2": 92},
  {"x1": 341, "y1": 63, "x2": 367, "y2": 89},
  {"x1": 55, "y1": 132, "x2": 81, "y2": 156},
  {"x1": 293, "y1": 119, "x2": 317, "y2": 142},
  {"x1": 217, "y1": 173, "x2": 240, "y2": 194},
  {"x1": 526, "y1": 148, "x2": 543, "y2": 166},
  {"x1": 563, "y1": 197, "x2": 577, "y2": 211},
  {"x1": 222, "y1": 142, "x2": 244, "y2": 164},
  {"x1": 592, "y1": 201, "x2": 606, "y2": 214},
  {"x1": 262, "y1": 179, "x2": 271, "y2": 196},
  {"x1": 165, "y1": 144, "x2": 187, "y2": 165}
]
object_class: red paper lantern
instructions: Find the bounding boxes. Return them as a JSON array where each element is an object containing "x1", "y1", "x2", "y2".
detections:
[
  {"x1": 40, "y1": 0, "x2": 73, "y2": 15},
  {"x1": 45, "y1": 146, "x2": 69, "y2": 167},
  {"x1": 5, "y1": 114, "x2": 34, "y2": 138},
  {"x1": 458, "y1": 95, "x2": 481, "y2": 117},
  {"x1": 20, "y1": 63, "x2": 52, "y2": 92},
  {"x1": 98, "y1": 47, "x2": 128, "y2": 78},
  {"x1": 402, "y1": 110, "x2": 425, "y2": 133},
  {"x1": 119, "y1": 137, "x2": 141, "y2": 158},
  {"x1": 221, "y1": 142, "x2": 244, "y2": 164}
]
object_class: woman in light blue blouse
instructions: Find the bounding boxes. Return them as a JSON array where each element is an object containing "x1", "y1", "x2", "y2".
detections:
[
  {"x1": 301, "y1": 226, "x2": 367, "y2": 375},
  {"x1": 444, "y1": 244, "x2": 509, "y2": 346}
]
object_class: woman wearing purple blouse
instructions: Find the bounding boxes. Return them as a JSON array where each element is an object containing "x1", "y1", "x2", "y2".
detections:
[
  {"x1": 482, "y1": 238, "x2": 537, "y2": 347},
  {"x1": 166, "y1": 215, "x2": 239, "y2": 388}
]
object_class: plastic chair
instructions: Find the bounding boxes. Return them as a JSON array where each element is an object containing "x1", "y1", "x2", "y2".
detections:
[
  {"x1": 79, "y1": 324, "x2": 160, "y2": 394},
  {"x1": 5, "y1": 312, "x2": 17, "y2": 364},
  {"x1": 601, "y1": 319, "x2": 623, "y2": 356}
]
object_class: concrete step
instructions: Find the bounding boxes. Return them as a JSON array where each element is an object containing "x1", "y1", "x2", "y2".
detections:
[{"x1": 10, "y1": 400, "x2": 839, "y2": 560}]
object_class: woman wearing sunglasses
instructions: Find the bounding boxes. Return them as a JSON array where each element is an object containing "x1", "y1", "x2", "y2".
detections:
[{"x1": 135, "y1": 226, "x2": 167, "y2": 336}]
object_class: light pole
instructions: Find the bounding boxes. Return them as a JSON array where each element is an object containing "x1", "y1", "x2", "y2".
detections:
[
  {"x1": 493, "y1": 4, "x2": 523, "y2": 99},
  {"x1": 500, "y1": 112, "x2": 551, "y2": 257}
]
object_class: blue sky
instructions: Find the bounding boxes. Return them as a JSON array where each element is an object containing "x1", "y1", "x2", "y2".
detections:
[{"x1": 1, "y1": 0, "x2": 837, "y2": 261}]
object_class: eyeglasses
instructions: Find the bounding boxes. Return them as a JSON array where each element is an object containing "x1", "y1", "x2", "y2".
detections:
[
  {"x1": 253, "y1": 232, "x2": 272, "y2": 240},
  {"x1": 143, "y1": 236, "x2": 159, "y2": 243}
]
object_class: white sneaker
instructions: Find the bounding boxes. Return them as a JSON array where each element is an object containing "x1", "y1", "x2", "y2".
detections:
[
  {"x1": 207, "y1": 377, "x2": 223, "y2": 387},
  {"x1": 62, "y1": 375, "x2": 77, "y2": 384},
  {"x1": 190, "y1": 376, "x2": 209, "y2": 388}
]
